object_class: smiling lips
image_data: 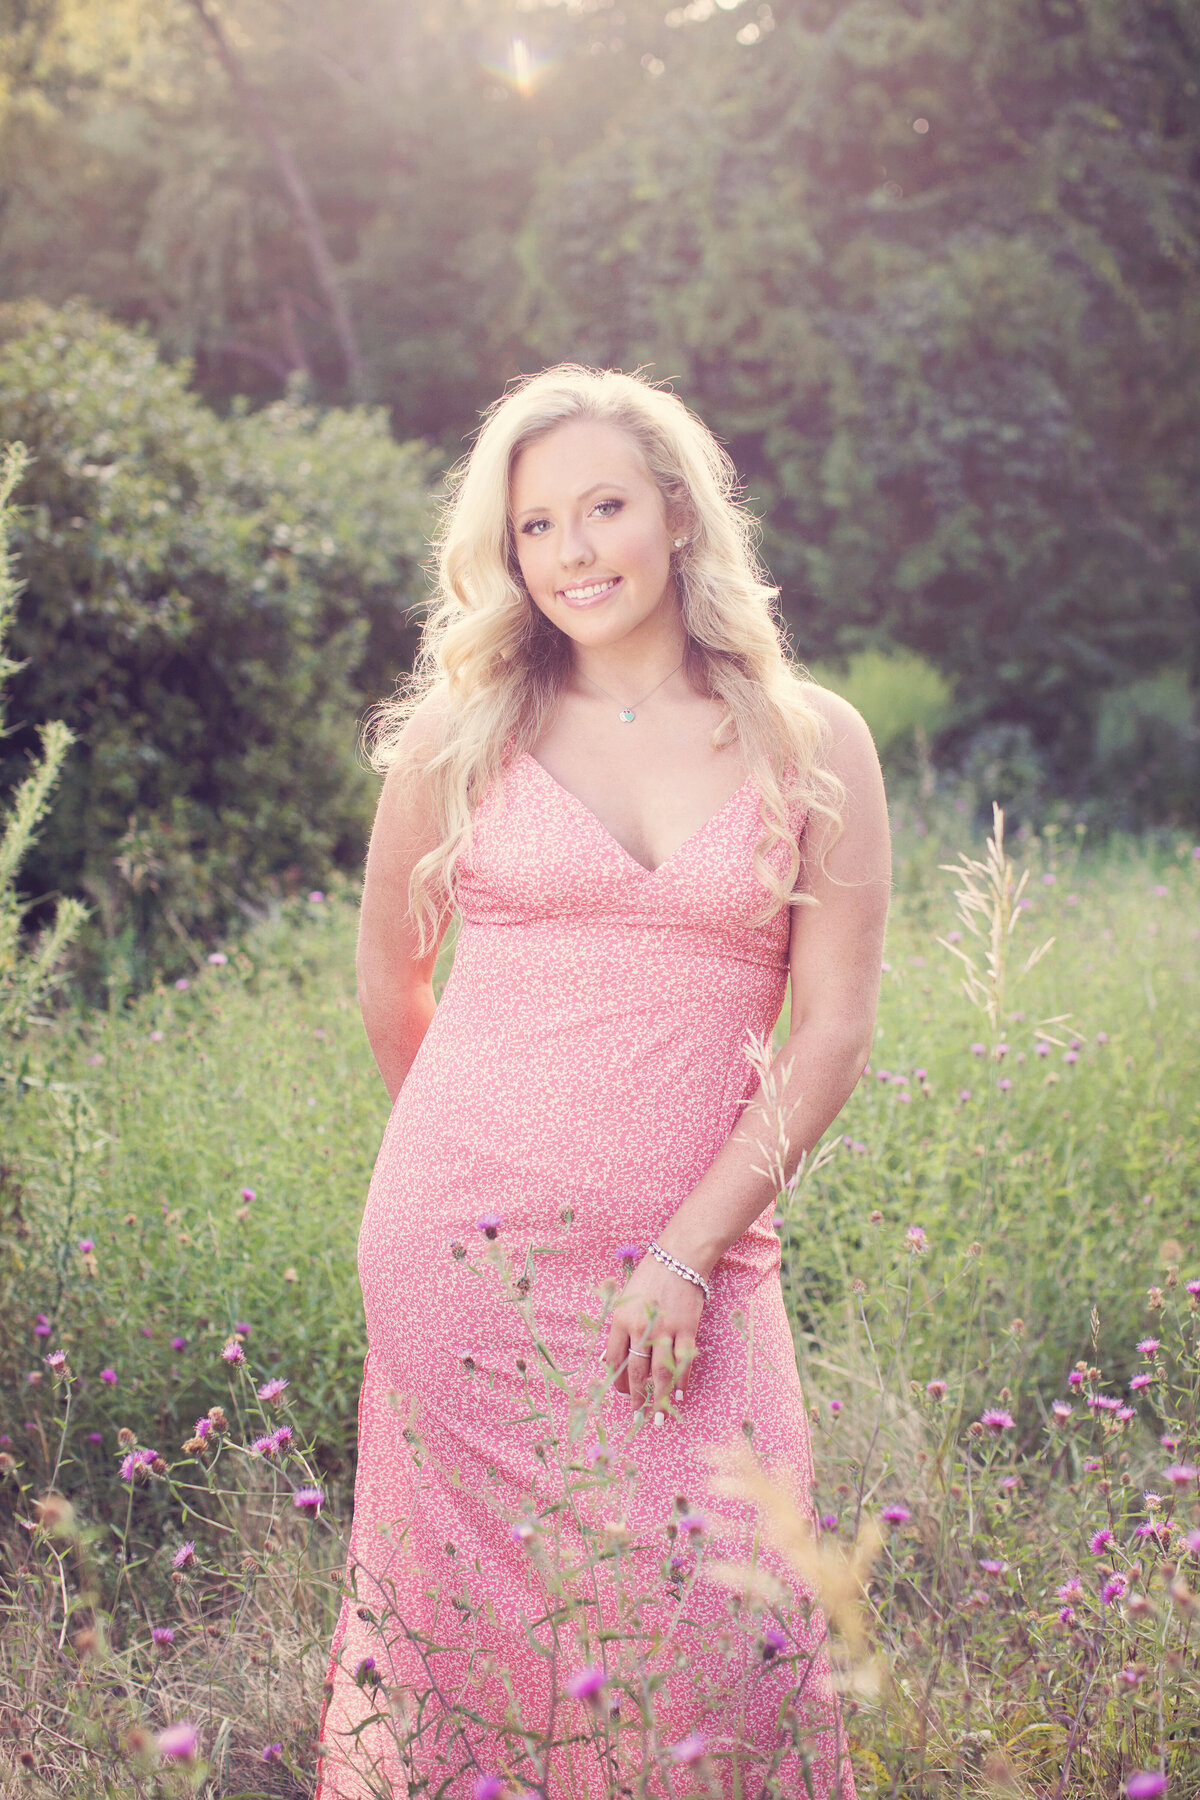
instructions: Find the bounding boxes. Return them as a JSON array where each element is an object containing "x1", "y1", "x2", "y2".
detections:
[{"x1": 558, "y1": 575, "x2": 623, "y2": 608}]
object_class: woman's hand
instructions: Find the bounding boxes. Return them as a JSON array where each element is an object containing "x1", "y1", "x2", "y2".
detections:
[{"x1": 602, "y1": 1254, "x2": 705, "y2": 1421}]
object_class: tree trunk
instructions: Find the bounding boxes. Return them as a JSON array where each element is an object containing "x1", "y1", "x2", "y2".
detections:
[{"x1": 185, "y1": 0, "x2": 366, "y2": 398}]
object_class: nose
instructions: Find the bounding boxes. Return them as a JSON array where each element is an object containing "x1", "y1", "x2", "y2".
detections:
[{"x1": 557, "y1": 515, "x2": 594, "y2": 571}]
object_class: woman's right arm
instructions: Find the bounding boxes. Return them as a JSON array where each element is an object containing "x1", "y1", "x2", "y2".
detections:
[{"x1": 356, "y1": 702, "x2": 452, "y2": 1104}]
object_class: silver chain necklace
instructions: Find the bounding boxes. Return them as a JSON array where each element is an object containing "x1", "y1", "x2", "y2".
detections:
[{"x1": 583, "y1": 656, "x2": 685, "y2": 723}]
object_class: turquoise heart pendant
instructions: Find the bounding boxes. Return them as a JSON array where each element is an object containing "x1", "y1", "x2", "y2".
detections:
[{"x1": 619, "y1": 709, "x2": 635, "y2": 723}]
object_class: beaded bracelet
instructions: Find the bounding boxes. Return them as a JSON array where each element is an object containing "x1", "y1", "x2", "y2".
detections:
[{"x1": 647, "y1": 1240, "x2": 712, "y2": 1304}]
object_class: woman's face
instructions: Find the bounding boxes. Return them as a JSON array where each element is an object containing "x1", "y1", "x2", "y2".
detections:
[{"x1": 509, "y1": 418, "x2": 682, "y2": 651}]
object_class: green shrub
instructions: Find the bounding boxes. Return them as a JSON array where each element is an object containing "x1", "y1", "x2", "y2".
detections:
[
  {"x1": 0, "y1": 300, "x2": 434, "y2": 987},
  {"x1": 806, "y1": 648, "x2": 955, "y2": 765}
]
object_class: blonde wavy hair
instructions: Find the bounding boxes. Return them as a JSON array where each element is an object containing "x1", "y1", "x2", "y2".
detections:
[{"x1": 364, "y1": 363, "x2": 844, "y2": 953}]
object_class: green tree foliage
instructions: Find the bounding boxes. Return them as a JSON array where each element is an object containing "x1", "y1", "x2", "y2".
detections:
[
  {"x1": 0, "y1": 440, "x2": 86, "y2": 1052},
  {"x1": 517, "y1": 0, "x2": 1200, "y2": 808},
  {"x1": 0, "y1": 300, "x2": 432, "y2": 976},
  {"x1": 1, "y1": 0, "x2": 1197, "y2": 823}
]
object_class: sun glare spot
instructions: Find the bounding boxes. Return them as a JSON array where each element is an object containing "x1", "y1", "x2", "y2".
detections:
[{"x1": 483, "y1": 36, "x2": 556, "y2": 99}]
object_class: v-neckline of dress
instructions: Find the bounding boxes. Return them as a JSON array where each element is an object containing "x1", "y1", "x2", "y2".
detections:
[{"x1": 520, "y1": 750, "x2": 756, "y2": 879}]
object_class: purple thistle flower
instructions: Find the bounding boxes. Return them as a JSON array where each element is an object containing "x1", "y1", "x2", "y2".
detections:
[
  {"x1": 1035, "y1": 1040, "x2": 1050, "y2": 1056},
  {"x1": 1116, "y1": 1406, "x2": 1136, "y2": 1421},
  {"x1": 77, "y1": 1238, "x2": 94, "y2": 1254},
  {"x1": 249, "y1": 1434, "x2": 276, "y2": 1458},
  {"x1": 613, "y1": 1243, "x2": 641, "y2": 1265},
  {"x1": 511, "y1": 1521, "x2": 536, "y2": 1544},
  {"x1": 221, "y1": 1340, "x2": 245, "y2": 1365},
  {"x1": 1136, "y1": 1338, "x2": 1159, "y2": 1356},
  {"x1": 171, "y1": 1336, "x2": 186, "y2": 1351},
  {"x1": 677, "y1": 1512, "x2": 707, "y2": 1535},
  {"x1": 958, "y1": 1087, "x2": 972, "y2": 1102},
  {"x1": 565, "y1": 1665, "x2": 606, "y2": 1700},
  {"x1": 173, "y1": 1542, "x2": 196, "y2": 1569},
  {"x1": 926, "y1": 1378, "x2": 947, "y2": 1400},
  {"x1": 151, "y1": 1626, "x2": 175, "y2": 1646},
  {"x1": 1058, "y1": 1605, "x2": 1076, "y2": 1626},
  {"x1": 119, "y1": 1452, "x2": 137, "y2": 1481},
  {"x1": 100, "y1": 1367, "x2": 118, "y2": 1386},
  {"x1": 980, "y1": 1408, "x2": 1015, "y2": 1432},
  {"x1": 353, "y1": 1655, "x2": 379, "y2": 1688},
  {"x1": 828, "y1": 1398, "x2": 843, "y2": 1415},
  {"x1": 669, "y1": 1732, "x2": 707, "y2": 1766},
  {"x1": 978, "y1": 1558, "x2": 1006, "y2": 1575},
  {"x1": 261, "y1": 1743, "x2": 284, "y2": 1763},
  {"x1": 193, "y1": 1417, "x2": 212, "y2": 1439},
  {"x1": 1042, "y1": 872, "x2": 1056, "y2": 886},
  {"x1": 86, "y1": 1431, "x2": 103, "y2": 1444},
  {"x1": 44, "y1": 1350, "x2": 67, "y2": 1371},
  {"x1": 174, "y1": 978, "x2": 191, "y2": 990},
  {"x1": 1164, "y1": 1463, "x2": 1197, "y2": 1486},
  {"x1": 140, "y1": 1325, "x2": 153, "y2": 1339},
  {"x1": 998, "y1": 1077, "x2": 1012, "y2": 1091},
  {"x1": 476, "y1": 1211, "x2": 502, "y2": 1240},
  {"x1": 1100, "y1": 1574, "x2": 1127, "y2": 1606},
  {"x1": 270, "y1": 1425, "x2": 292, "y2": 1453},
  {"x1": 293, "y1": 1486, "x2": 324, "y2": 1516},
  {"x1": 207, "y1": 952, "x2": 228, "y2": 966},
  {"x1": 1052, "y1": 1400, "x2": 1073, "y2": 1419},
  {"x1": 234, "y1": 1321, "x2": 251, "y2": 1337},
  {"x1": 257, "y1": 1377, "x2": 289, "y2": 1403},
  {"x1": 1056, "y1": 1578, "x2": 1082, "y2": 1600},
  {"x1": 819, "y1": 1513, "x2": 838, "y2": 1532},
  {"x1": 1130, "y1": 1373, "x2": 1153, "y2": 1391},
  {"x1": 761, "y1": 1624, "x2": 788, "y2": 1659},
  {"x1": 905, "y1": 1224, "x2": 928, "y2": 1253},
  {"x1": 240, "y1": 1188, "x2": 256, "y2": 1202},
  {"x1": 1185, "y1": 1528, "x2": 1200, "y2": 1554},
  {"x1": 1125, "y1": 1774, "x2": 1167, "y2": 1798},
  {"x1": 1089, "y1": 1529, "x2": 1114, "y2": 1554},
  {"x1": 970, "y1": 1042, "x2": 986, "y2": 1057},
  {"x1": 881, "y1": 1504, "x2": 910, "y2": 1525},
  {"x1": 33, "y1": 1313, "x2": 51, "y2": 1337},
  {"x1": 1067, "y1": 1369, "x2": 1084, "y2": 1387},
  {"x1": 156, "y1": 1722, "x2": 200, "y2": 1761},
  {"x1": 1063, "y1": 1048, "x2": 1078, "y2": 1064}
]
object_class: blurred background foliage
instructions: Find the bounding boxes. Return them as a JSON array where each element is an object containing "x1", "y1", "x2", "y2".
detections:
[{"x1": 0, "y1": 0, "x2": 1197, "y2": 978}]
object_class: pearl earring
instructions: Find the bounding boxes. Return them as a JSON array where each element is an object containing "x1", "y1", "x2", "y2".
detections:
[{"x1": 673, "y1": 537, "x2": 687, "y2": 548}]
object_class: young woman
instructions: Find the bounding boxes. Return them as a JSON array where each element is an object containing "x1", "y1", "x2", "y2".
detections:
[{"x1": 316, "y1": 365, "x2": 890, "y2": 1800}]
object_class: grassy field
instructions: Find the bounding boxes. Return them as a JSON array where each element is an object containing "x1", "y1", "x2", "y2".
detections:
[{"x1": 2, "y1": 804, "x2": 1198, "y2": 1797}]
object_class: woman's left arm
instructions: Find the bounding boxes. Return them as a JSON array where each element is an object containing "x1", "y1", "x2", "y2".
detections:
[{"x1": 605, "y1": 692, "x2": 891, "y2": 1415}]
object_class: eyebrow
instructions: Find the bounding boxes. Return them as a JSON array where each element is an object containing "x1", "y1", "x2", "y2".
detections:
[{"x1": 514, "y1": 481, "x2": 631, "y2": 521}]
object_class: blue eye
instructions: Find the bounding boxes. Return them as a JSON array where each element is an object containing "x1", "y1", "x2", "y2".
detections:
[
  {"x1": 520, "y1": 518, "x2": 550, "y2": 536},
  {"x1": 593, "y1": 499, "x2": 623, "y2": 517}
]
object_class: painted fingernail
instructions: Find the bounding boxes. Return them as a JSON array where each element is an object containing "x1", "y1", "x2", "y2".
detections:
[
  {"x1": 654, "y1": 1410, "x2": 665, "y2": 1427},
  {"x1": 674, "y1": 1389, "x2": 684, "y2": 1403}
]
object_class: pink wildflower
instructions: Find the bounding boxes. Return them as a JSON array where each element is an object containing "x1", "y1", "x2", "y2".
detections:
[
  {"x1": 1136, "y1": 1338, "x2": 1159, "y2": 1356},
  {"x1": 151, "y1": 1626, "x2": 175, "y2": 1646},
  {"x1": 906, "y1": 1224, "x2": 928, "y2": 1253},
  {"x1": 1125, "y1": 1774, "x2": 1167, "y2": 1798},
  {"x1": 1052, "y1": 1400, "x2": 1073, "y2": 1419},
  {"x1": 1056, "y1": 1578, "x2": 1082, "y2": 1600},
  {"x1": 881, "y1": 1504, "x2": 910, "y2": 1524},
  {"x1": 156, "y1": 1722, "x2": 200, "y2": 1762},
  {"x1": 221, "y1": 1339, "x2": 245, "y2": 1365},
  {"x1": 669, "y1": 1732, "x2": 707, "y2": 1766},
  {"x1": 565, "y1": 1665, "x2": 606, "y2": 1701},
  {"x1": 256, "y1": 1377, "x2": 288, "y2": 1403},
  {"x1": 77, "y1": 1237, "x2": 94, "y2": 1254},
  {"x1": 1089, "y1": 1529, "x2": 1114, "y2": 1554},
  {"x1": 100, "y1": 1368, "x2": 118, "y2": 1386},
  {"x1": 207, "y1": 952, "x2": 228, "y2": 966},
  {"x1": 1164, "y1": 1463, "x2": 1197, "y2": 1486},
  {"x1": 1130, "y1": 1373, "x2": 1153, "y2": 1391},
  {"x1": 926, "y1": 1379, "x2": 947, "y2": 1400},
  {"x1": 173, "y1": 1542, "x2": 195, "y2": 1569},
  {"x1": 980, "y1": 1407, "x2": 1015, "y2": 1432},
  {"x1": 1100, "y1": 1573, "x2": 1127, "y2": 1605},
  {"x1": 262, "y1": 1743, "x2": 284, "y2": 1763},
  {"x1": 293, "y1": 1487, "x2": 324, "y2": 1516}
]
